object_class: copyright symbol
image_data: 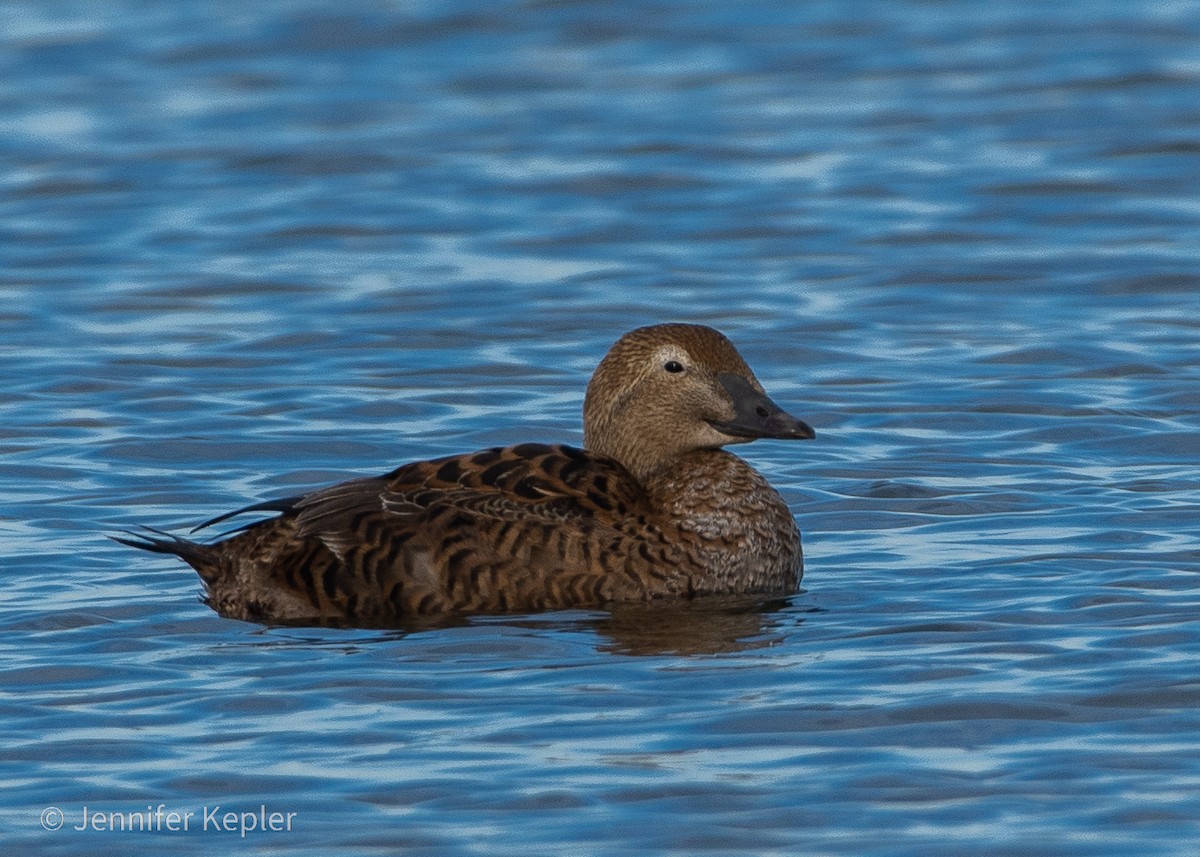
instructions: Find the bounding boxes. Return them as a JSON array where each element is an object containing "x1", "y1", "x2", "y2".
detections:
[{"x1": 41, "y1": 807, "x2": 64, "y2": 831}]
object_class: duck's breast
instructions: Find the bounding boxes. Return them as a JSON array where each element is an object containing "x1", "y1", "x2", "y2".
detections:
[{"x1": 645, "y1": 449, "x2": 802, "y2": 593}]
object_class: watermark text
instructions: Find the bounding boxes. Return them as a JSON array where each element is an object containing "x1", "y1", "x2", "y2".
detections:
[{"x1": 40, "y1": 805, "x2": 297, "y2": 838}]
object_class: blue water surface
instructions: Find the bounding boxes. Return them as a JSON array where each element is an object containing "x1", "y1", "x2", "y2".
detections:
[{"x1": 3, "y1": 1, "x2": 1200, "y2": 855}]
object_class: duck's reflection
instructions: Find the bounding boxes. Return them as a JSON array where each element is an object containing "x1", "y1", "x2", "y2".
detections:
[
  {"x1": 469, "y1": 594, "x2": 808, "y2": 656},
  {"x1": 587, "y1": 595, "x2": 800, "y2": 655},
  {"x1": 250, "y1": 595, "x2": 810, "y2": 656}
]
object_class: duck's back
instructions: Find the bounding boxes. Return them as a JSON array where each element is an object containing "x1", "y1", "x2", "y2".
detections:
[{"x1": 184, "y1": 443, "x2": 701, "y2": 624}]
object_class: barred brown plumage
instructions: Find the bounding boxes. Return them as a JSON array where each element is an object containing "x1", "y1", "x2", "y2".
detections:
[{"x1": 114, "y1": 323, "x2": 815, "y2": 626}]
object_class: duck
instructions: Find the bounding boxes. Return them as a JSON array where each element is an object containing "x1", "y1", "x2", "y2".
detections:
[{"x1": 116, "y1": 323, "x2": 815, "y2": 626}]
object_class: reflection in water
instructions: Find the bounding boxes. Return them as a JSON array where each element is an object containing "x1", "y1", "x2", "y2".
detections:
[
  {"x1": 587, "y1": 596, "x2": 801, "y2": 656},
  {"x1": 583, "y1": 595, "x2": 806, "y2": 652},
  {"x1": 246, "y1": 595, "x2": 805, "y2": 656}
]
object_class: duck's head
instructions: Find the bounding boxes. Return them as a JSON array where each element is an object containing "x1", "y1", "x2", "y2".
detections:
[{"x1": 583, "y1": 323, "x2": 815, "y2": 482}]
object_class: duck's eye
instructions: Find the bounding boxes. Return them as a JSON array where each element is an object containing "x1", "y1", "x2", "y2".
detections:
[{"x1": 664, "y1": 360, "x2": 685, "y2": 374}]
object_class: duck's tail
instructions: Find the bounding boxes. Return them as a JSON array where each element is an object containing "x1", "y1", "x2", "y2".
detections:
[
  {"x1": 112, "y1": 497, "x2": 303, "y2": 588},
  {"x1": 110, "y1": 527, "x2": 224, "y2": 587}
]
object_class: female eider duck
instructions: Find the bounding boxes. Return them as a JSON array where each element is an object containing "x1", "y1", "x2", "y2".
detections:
[{"x1": 117, "y1": 324, "x2": 815, "y2": 625}]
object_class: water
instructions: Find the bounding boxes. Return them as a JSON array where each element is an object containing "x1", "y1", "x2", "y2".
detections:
[{"x1": 3, "y1": 0, "x2": 1200, "y2": 854}]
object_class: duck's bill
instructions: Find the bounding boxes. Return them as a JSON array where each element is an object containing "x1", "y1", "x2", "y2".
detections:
[{"x1": 709, "y1": 371, "x2": 816, "y2": 441}]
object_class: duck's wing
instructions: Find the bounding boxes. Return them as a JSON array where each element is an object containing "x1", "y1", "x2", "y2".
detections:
[
  {"x1": 291, "y1": 442, "x2": 645, "y2": 555},
  {"x1": 189, "y1": 443, "x2": 675, "y2": 620}
]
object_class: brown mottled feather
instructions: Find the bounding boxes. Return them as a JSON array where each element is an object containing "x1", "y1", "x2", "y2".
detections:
[{"x1": 118, "y1": 324, "x2": 814, "y2": 626}]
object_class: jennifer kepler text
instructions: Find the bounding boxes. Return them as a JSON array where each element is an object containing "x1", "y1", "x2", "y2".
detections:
[{"x1": 41, "y1": 804, "x2": 297, "y2": 838}]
